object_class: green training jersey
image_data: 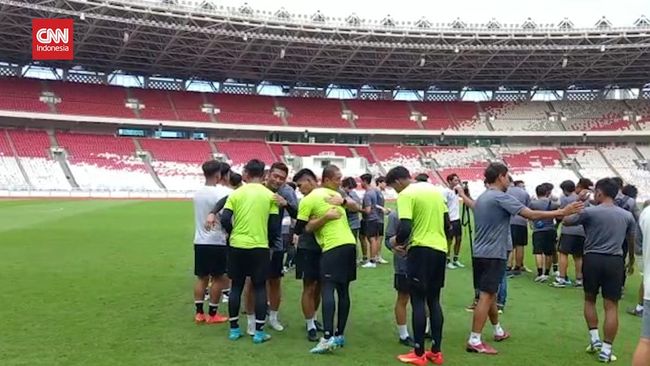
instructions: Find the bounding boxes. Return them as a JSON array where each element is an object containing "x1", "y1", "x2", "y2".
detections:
[
  {"x1": 396, "y1": 182, "x2": 448, "y2": 252},
  {"x1": 224, "y1": 183, "x2": 279, "y2": 249},
  {"x1": 297, "y1": 187, "x2": 356, "y2": 252}
]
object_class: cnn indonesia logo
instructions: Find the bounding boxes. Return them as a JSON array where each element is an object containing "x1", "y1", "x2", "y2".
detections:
[{"x1": 32, "y1": 19, "x2": 74, "y2": 60}]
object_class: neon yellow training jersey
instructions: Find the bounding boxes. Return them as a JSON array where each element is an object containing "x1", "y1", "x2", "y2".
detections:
[
  {"x1": 297, "y1": 187, "x2": 356, "y2": 252},
  {"x1": 396, "y1": 182, "x2": 448, "y2": 252},
  {"x1": 224, "y1": 183, "x2": 279, "y2": 249}
]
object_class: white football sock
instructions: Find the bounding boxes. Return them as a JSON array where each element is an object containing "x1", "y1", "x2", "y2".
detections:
[
  {"x1": 269, "y1": 310, "x2": 278, "y2": 322},
  {"x1": 602, "y1": 342, "x2": 612, "y2": 355},
  {"x1": 398, "y1": 324, "x2": 409, "y2": 339},
  {"x1": 306, "y1": 318, "x2": 316, "y2": 331},
  {"x1": 589, "y1": 329, "x2": 601, "y2": 343},
  {"x1": 493, "y1": 323, "x2": 505, "y2": 337},
  {"x1": 469, "y1": 332, "x2": 482, "y2": 346}
]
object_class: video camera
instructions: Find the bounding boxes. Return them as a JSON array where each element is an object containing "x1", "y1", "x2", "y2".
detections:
[{"x1": 461, "y1": 181, "x2": 471, "y2": 198}]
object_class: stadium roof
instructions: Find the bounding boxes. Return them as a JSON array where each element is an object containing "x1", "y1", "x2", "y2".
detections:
[{"x1": 2, "y1": 0, "x2": 650, "y2": 90}]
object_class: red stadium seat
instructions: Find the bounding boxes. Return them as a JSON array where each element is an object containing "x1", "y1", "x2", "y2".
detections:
[
  {"x1": 215, "y1": 140, "x2": 277, "y2": 167},
  {"x1": 129, "y1": 88, "x2": 177, "y2": 121},
  {"x1": 139, "y1": 138, "x2": 212, "y2": 163},
  {"x1": 7, "y1": 130, "x2": 51, "y2": 157},
  {"x1": 347, "y1": 100, "x2": 418, "y2": 129},
  {"x1": 287, "y1": 144, "x2": 353, "y2": 157},
  {"x1": 279, "y1": 97, "x2": 349, "y2": 128},
  {"x1": 50, "y1": 81, "x2": 135, "y2": 118},
  {"x1": 213, "y1": 94, "x2": 282, "y2": 126},
  {"x1": 0, "y1": 78, "x2": 49, "y2": 113}
]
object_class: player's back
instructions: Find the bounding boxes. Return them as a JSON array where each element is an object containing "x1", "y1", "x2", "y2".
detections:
[
  {"x1": 225, "y1": 183, "x2": 278, "y2": 248},
  {"x1": 299, "y1": 187, "x2": 355, "y2": 252},
  {"x1": 581, "y1": 204, "x2": 635, "y2": 256},
  {"x1": 560, "y1": 193, "x2": 585, "y2": 236},
  {"x1": 193, "y1": 185, "x2": 232, "y2": 245},
  {"x1": 397, "y1": 182, "x2": 447, "y2": 251}
]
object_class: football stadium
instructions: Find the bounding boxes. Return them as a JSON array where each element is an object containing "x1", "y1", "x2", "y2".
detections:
[{"x1": 1, "y1": 0, "x2": 650, "y2": 365}]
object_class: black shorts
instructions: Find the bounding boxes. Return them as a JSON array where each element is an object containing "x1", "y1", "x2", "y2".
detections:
[
  {"x1": 321, "y1": 244, "x2": 357, "y2": 284},
  {"x1": 558, "y1": 234, "x2": 585, "y2": 256},
  {"x1": 394, "y1": 274, "x2": 409, "y2": 294},
  {"x1": 378, "y1": 222, "x2": 385, "y2": 236},
  {"x1": 447, "y1": 220, "x2": 462, "y2": 238},
  {"x1": 472, "y1": 257, "x2": 506, "y2": 295},
  {"x1": 583, "y1": 253, "x2": 625, "y2": 301},
  {"x1": 194, "y1": 245, "x2": 228, "y2": 277},
  {"x1": 510, "y1": 225, "x2": 528, "y2": 246},
  {"x1": 532, "y1": 231, "x2": 557, "y2": 255},
  {"x1": 227, "y1": 247, "x2": 270, "y2": 285},
  {"x1": 360, "y1": 220, "x2": 380, "y2": 237},
  {"x1": 268, "y1": 250, "x2": 285, "y2": 279},
  {"x1": 295, "y1": 248, "x2": 321, "y2": 282},
  {"x1": 406, "y1": 246, "x2": 447, "y2": 293}
]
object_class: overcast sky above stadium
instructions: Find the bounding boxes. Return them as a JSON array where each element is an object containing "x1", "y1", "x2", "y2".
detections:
[{"x1": 217, "y1": 0, "x2": 647, "y2": 27}]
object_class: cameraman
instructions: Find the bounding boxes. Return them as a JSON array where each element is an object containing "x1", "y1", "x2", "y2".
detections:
[{"x1": 443, "y1": 174, "x2": 464, "y2": 269}]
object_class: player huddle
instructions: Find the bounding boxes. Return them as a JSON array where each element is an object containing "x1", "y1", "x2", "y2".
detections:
[{"x1": 191, "y1": 158, "x2": 650, "y2": 365}]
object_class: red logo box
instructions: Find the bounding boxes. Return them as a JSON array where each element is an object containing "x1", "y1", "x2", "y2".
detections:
[{"x1": 32, "y1": 18, "x2": 74, "y2": 60}]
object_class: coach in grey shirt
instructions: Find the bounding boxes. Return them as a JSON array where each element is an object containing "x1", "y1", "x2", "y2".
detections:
[{"x1": 455, "y1": 162, "x2": 581, "y2": 354}]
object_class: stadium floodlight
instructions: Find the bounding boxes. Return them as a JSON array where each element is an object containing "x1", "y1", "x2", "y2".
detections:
[
  {"x1": 454, "y1": 46, "x2": 460, "y2": 53},
  {"x1": 280, "y1": 48, "x2": 286, "y2": 59},
  {"x1": 123, "y1": 31, "x2": 129, "y2": 43},
  {"x1": 243, "y1": 34, "x2": 248, "y2": 41},
  {"x1": 600, "y1": 45, "x2": 606, "y2": 52},
  {"x1": 562, "y1": 57, "x2": 568, "y2": 68},
  {"x1": 80, "y1": 13, "x2": 85, "y2": 21},
  {"x1": 419, "y1": 56, "x2": 426, "y2": 67}
]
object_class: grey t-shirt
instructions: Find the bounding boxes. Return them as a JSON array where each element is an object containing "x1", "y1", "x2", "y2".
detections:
[
  {"x1": 281, "y1": 211, "x2": 292, "y2": 235},
  {"x1": 473, "y1": 188, "x2": 526, "y2": 260},
  {"x1": 270, "y1": 184, "x2": 298, "y2": 251},
  {"x1": 616, "y1": 192, "x2": 640, "y2": 221},
  {"x1": 564, "y1": 204, "x2": 636, "y2": 256},
  {"x1": 560, "y1": 193, "x2": 585, "y2": 237},
  {"x1": 376, "y1": 190, "x2": 386, "y2": 224},
  {"x1": 528, "y1": 198, "x2": 559, "y2": 232},
  {"x1": 346, "y1": 189, "x2": 362, "y2": 230},
  {"x1": 385, "y1": 210, "x2": 407, "y2": 275},
  {"x1": 507, "y1": 186, "x2": 530, "y2": 227},
  {"x1": 362, "y1": 189, "x2": 379, "y2": 222}
]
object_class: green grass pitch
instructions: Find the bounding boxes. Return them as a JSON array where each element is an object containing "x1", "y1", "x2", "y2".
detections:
[{"x1": 0, "y1": 199, "x2": 643, "y2": 365}]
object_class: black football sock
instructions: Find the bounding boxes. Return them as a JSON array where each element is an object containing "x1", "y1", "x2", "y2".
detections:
[
  {"x1": 208, "y1": 303, "x2": 218, "y2": 316},
  {"x1": 195, "y1": 300, "x2": 204, "y2": 314}
]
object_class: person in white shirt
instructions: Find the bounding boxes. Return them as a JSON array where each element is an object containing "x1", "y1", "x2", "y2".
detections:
[
  {"x1": 443, "y1": 173, "x2": 464, "y2": 269},
  {"x1": 192, "y1": 161, "x2": 233, "y2": 324},
  {"x1": 633, "y1": 201, "x2": 650, "y2": 366}
]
